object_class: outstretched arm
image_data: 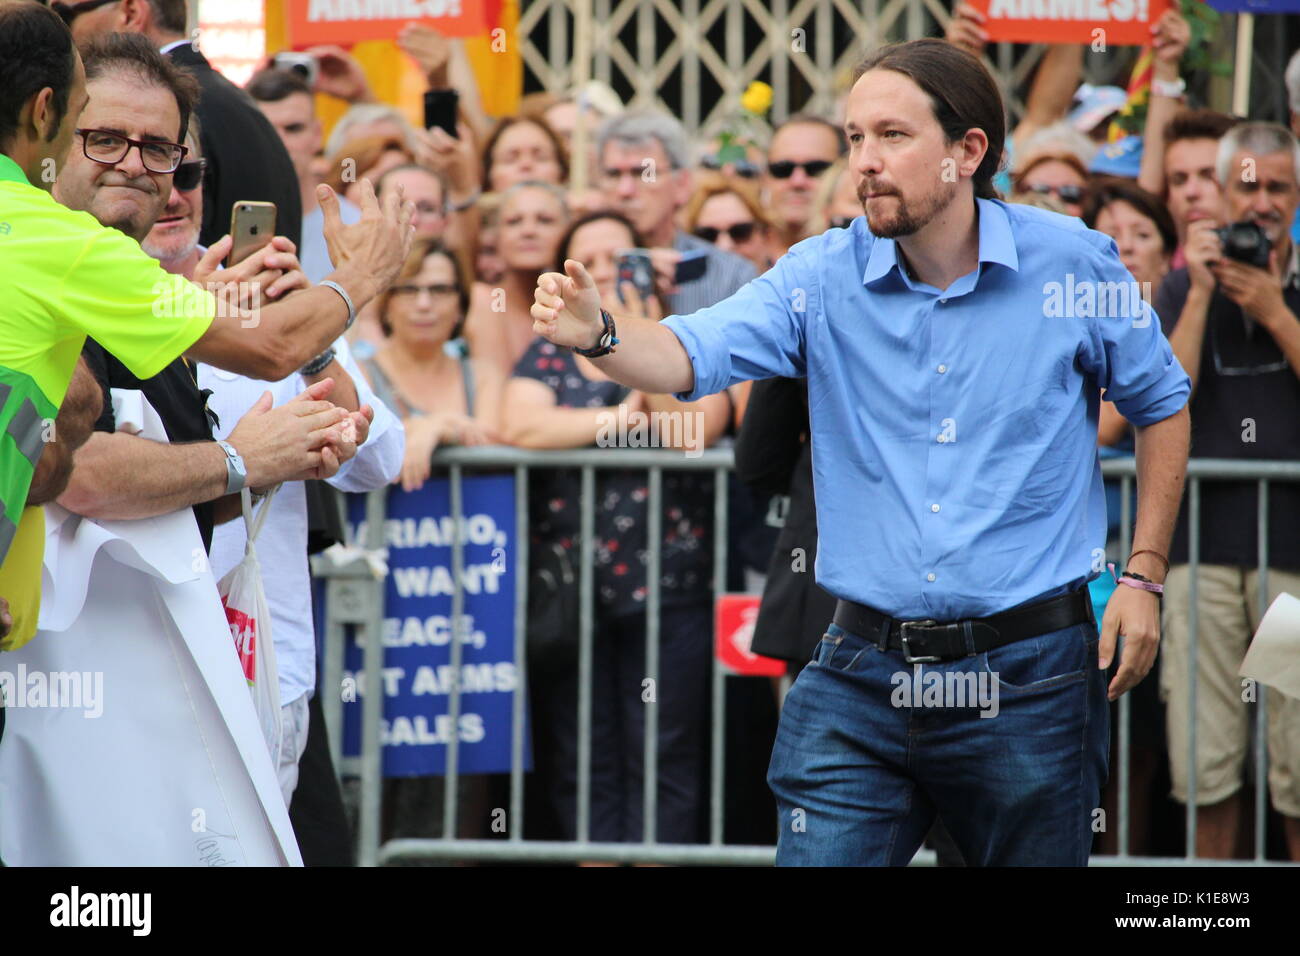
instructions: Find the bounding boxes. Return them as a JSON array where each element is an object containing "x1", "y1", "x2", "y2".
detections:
[{"x1": 531, "y1": 260, "x2": 697, "y2": 395}]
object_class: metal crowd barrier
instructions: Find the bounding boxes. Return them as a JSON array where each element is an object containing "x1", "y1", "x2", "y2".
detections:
[{"x1": 313, "y1": 449, "x2": 1300, "y2": 867}]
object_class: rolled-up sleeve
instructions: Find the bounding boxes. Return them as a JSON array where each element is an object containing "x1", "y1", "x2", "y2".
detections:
[
  {"x1": 327, "y1": 337, "x2": 405, "y2": 491},
  {"x1": 1080, "y1": 238, "x2": 1191, "y2": 427},
  {"x1": 660, "y1": 245, "x2": 813, "y2": 402}
]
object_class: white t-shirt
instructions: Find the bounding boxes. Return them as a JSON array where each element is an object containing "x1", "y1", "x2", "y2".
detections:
[{"x1": 200, "y1": 337, "x2": 404, "y2": 705}]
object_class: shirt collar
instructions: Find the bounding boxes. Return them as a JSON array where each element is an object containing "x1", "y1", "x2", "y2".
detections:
[
  {"x1": 0, "y1": 153, "x2": 31, "y2": 186},
  {"x1": 862, "y1": 197, "x2": 1019, "y2": 290}
]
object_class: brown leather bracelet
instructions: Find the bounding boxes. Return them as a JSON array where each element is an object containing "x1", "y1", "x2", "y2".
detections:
[{"x1": 1128, "y1": 549, "x2": 1170, "y2": 575}]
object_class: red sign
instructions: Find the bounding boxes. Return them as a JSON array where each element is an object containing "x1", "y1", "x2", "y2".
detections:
[
  {"x1": 715, "y1": 594, "x2": 787, "y2": 677},
  {"x1": 223, "y1": 604, "x2": 258, "y2": 684},
  {"x1": 971, "y1": 0, "x2": 1170, "y2": 46},
  {"x1": 286, "y1": 0, "x2": 492, "y2": 46}
]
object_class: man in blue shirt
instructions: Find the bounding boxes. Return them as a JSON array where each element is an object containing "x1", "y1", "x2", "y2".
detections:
[{"x1": 530, "y1": 38, "x2": 1191, "y2": 866}]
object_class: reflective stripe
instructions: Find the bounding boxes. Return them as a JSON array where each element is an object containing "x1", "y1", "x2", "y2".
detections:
[
  {"x1": 7, "y1": 394, "x2": 44, "y2": 467},
  {"x1": 0, "y1": 510, "x2": 15, "y2": 558}
]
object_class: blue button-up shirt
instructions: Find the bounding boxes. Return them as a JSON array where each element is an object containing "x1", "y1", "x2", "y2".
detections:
[{"x1": 663, "y1": 198, "x2": 1190, "y2": 620}]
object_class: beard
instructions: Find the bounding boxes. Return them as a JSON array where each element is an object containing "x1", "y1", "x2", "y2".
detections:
[
  {"x1": 142, "y1": 220, "x2": 200, "y2": 263},
  {"x1": 858, "y1": 176, "x2": 959, "y2": 239}
]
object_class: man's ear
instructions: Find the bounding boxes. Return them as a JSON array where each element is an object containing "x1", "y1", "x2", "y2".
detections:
[
  {"x1": 961, "y1": 127, "x2": 989, "y2": 181},
  {"x1": 119, "y1": 0, "x2": 154, "y2": 35},
  {"x1": 29, "y1": 88, "x2": 56, "y2": 143}
]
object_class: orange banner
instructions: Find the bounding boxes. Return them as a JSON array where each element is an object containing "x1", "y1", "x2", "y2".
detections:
[
  {"x1": 286, "y1": 0, "x2": 491, "y2": 46},
  {"x1": 970, "y1": 0, "x2": 1171, "y2": 45}
]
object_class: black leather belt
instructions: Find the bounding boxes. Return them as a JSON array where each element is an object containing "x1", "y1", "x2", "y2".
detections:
[{"x1": 831, "y1": 587, "x2": 1093, "y2": 664}]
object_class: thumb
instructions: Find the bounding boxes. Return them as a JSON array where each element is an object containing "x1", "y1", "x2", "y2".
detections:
[
  {"x1": 565, "y1": 258, "x2": 596, "y2": 291},
  {"x1": 249, "y1": 390, "x2": 273, "y2": 415},
  {"x1": 198, "y1": 236, "x2": 231, "y2": 274},
  {"x1": 1098, "y1": 601, "x2": 1120, "y2": 670},
  {"x1": 291, "y1": 377, "x2": 335, "y2": 403}
]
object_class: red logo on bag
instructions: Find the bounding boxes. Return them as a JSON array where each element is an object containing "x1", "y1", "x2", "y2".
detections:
[
  {"x1": 715, "y1": 594, "x2": 786, "y2": 677},
  {"x1": 224, "y1": 603, "x2": 257, "y2": 683}
]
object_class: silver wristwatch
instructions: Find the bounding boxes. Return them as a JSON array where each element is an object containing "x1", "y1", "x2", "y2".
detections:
[{"x1": 215, "y1": 439, "x2": 247, "y2": 495}]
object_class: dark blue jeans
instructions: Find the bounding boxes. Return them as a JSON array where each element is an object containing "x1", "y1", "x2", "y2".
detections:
[
  {"x1": 534, "y1": 601, "x2": 712, "y2": 844},
  {"x1": 767, "y1": 616, "x2": 1109, "y2": 865}
]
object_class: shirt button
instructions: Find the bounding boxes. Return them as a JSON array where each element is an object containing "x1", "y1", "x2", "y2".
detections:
[
  {"x1": 926, "y1": 573, "x2": 937, "y2": 582},
  {"x1": 938, "y1": 298, "x2": 948, "y2": 305},
  {"x1": 930, "y1": 503, "x2": 940, "y2": 513},
  {"x1": 937, "y1": 364, "x2": 947, "y2": 374}
]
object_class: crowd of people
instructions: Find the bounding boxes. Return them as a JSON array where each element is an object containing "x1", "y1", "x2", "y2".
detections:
[{"x1": 0, "y1": 0, "x2": 1298, "y2": 864}]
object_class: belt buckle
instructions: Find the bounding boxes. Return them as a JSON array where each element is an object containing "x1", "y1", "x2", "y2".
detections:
[{"x1": 899, "y1": 620, "x2": 942, "y2": 664}]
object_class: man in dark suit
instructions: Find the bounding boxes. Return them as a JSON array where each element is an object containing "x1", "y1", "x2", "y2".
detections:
[{"x1": 65, "y1": 0, "x2": 302, "y2": 248}]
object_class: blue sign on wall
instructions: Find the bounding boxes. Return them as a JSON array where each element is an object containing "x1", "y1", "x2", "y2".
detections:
[{"x1": 340, "y1": 473, "x2": 529, "y2": 776}]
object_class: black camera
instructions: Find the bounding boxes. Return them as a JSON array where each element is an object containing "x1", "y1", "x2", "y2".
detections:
[{"x1": 1213, "y1": 220, "x2": 1272, "y2": 269}]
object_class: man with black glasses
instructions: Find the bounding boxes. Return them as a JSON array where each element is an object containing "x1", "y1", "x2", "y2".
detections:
[
  {"x1": 1154, "y1": 121, "x2": 1300, "y2": 861},
  {"x1": 60, "y1": 0, "x2": 304, "y2": 250},
  {"x1": 0, "y1": 5, "x2": 412, "y2": 654},
  {"x1": 51, "y1": 33, "x2": 374, "y2": 553}
]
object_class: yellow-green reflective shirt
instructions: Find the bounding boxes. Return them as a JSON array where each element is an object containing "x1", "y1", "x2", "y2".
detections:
[{"x1": 0, "y1": 153, "x2": 215, "y2": 649}]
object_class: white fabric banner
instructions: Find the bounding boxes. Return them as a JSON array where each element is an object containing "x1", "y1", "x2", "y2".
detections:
[{"x1": 0, "y1": 389, "x2": 301, "y2": 866}]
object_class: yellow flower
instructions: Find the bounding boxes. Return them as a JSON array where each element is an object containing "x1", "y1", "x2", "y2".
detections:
[{"x1": 741, "y1": 81, "x2": 773, "y2": 116}]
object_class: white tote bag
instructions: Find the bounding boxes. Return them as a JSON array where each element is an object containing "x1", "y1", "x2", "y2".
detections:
[{"x1": 217, "y1": 486, "x2": 283, "y2": 767}]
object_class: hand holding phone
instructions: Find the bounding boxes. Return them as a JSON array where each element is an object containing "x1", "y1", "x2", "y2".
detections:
[{"x1": 615, "y1": 249, "x2": 656, "y2": 306}]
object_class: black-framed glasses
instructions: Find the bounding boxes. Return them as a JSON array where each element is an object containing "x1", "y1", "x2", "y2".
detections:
[
  {"x1": 694, "y1": 222, "x2": 757, "y2": 244},
  {"x1": 1019, "y1": 182, "x2": 1085, "y2": 204},
  {"x1": 173, "y1": 159, "x2": 206, "y2": 192},
  {"x1": 699, "y1": 154, "x2": 762, "y2": 179},
  {"x1": 768, "y1": 159, "x2": 833, "y2": 180},
  {"x1": 51, "y1": 0, "x2": 120, "y2": 26},
  {"x1": 76, "y1": 128, "x2": 188, "y2": 174},
  {"x1": 391, "y1": 282, "x2": 459, "y2": 299},
  {"x1": 830, "y1": 215, "x2": 856, "y2": 230}
]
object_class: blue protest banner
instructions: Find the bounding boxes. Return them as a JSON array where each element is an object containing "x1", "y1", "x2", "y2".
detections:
[
  {"x1": 339, "y1": 473, "x2": 529, "y2": 776},
  {"x1": 1207, "y1": 0, "x2": 1300, "y2": 11}
]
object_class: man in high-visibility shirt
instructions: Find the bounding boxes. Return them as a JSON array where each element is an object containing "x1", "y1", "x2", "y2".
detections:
[{"x1": 0, "y1": 4, "x2": 414, "y2": 651}]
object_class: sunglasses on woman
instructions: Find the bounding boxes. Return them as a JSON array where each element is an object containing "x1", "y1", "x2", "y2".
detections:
[
  {"x1": 1018, "y1": 182, "x2": 1085, "y2": 204},
  {"x1": 694, "y1": 222, "x2": 757, "y2": 244}
]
